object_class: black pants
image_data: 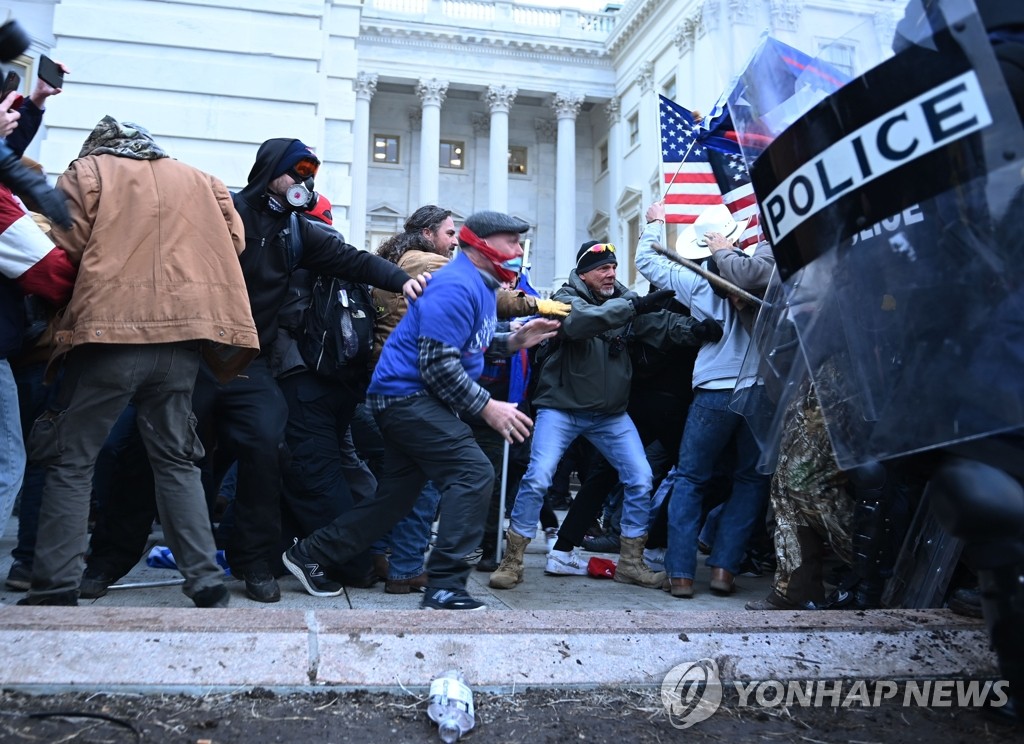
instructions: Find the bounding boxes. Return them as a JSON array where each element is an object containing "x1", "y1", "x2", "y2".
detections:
[
  {"x1": 191, "y1": 357, "x2": 288, "y2": 573},
  {"x1": 304, "y1": 395, "x2": 492, "y2": 590},
  {"x1": 468, "y1": 421, "x2": 557, "y2": 549},
  {"x1": 278, "y1": 371, "x2": 361, "y2": 537},
  {"x1": 86, "y1": 406, "x2": 159, "y2": 580}
]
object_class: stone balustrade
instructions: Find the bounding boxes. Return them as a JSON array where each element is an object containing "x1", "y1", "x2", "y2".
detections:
[{"x1": 365, "y1": 0, "x2": 618, "y2": 39}]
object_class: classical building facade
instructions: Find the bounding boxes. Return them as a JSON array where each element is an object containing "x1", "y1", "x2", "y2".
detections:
[{"x1": 10, "y1": 0, "x2": 900, "y2": 292}]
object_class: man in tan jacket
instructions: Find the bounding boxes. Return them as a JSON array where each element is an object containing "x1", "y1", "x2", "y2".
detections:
[{"x1": 20, "y1": 116, "x2": 258, "y2": 607}]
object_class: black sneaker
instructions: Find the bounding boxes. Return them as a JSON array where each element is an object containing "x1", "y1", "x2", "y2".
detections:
[
  {"x1": 79, "y1": 569, "x2": 117, "y2": 599},
  {"x1": 581, "y1": 534, "x2": 620, "y2": 553},
  {"x1": 282, "y1": 541, "x2": 342, "y2": 598},
  {"x1": 237, "y1": 565, "x2": 281, "y2": 603},
  {"x1": 5, "y1": 560, "x2": 31, "y2": 591},
  {"x1": 421, "y1": 586, "x2": 486, "y2": 611},
  {"x1": 192, "y1": 583, "x2": 230, "y2": 608},
  {"x1": 17, "y1": 591, "x2": 78, "y2": 606},
  {"x1": 475, "y1": 556, "x2": 499, "y2": 573}
]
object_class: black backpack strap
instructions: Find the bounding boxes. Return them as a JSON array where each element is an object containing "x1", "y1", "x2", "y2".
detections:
[{"x1": 284, "y1": 212, "x2": 303, "y2": 273}]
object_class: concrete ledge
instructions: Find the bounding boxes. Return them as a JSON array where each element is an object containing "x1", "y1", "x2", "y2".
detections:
[{"x1": 0, "y1": 607, "x2": 997, "y2": 693}]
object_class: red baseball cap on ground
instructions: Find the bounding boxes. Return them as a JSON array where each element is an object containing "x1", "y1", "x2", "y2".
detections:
[{"x1": 587, "y1": 557, "x2": 616, "y2": 579}]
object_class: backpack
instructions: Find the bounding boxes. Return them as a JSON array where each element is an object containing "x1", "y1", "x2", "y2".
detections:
[
  {"x1": 284, "y1": 213, "x2": 375, "y2": 386},
  {"x1": 297, "y1": 273, "x2": 375, "y2": 385}
]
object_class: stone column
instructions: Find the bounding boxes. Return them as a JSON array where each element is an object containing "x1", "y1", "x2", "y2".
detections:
[
  {"x1": 605, "y1": 97, "x2": 622, "y2": 249},
  {"x1": 350, "y1": 72, "x2": 377, "y2": 250},
  {"x1": 636, "y1": 62, "x2": 656, "y2": 206},
  {"x1": 534, "y1": 117, "x2": 557, "y2": 291},
  {"x1": 484, "y1": 84, "x2": 517, "y2": 212},
  {"x1": 551, "y1": 91, "x2": 584, "y2": 287},
  {"x1": 416, "y1": 78, "x2": 448, "y2": 206}
]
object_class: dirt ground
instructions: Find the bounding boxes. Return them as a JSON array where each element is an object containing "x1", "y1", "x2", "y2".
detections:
[{"x1": 0, "y1": 686, "x2": 1018, "y2": 743}]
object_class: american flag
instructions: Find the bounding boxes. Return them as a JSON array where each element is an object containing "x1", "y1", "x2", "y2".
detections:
[
  {"x1": 659, "y1": 95, "x2": 721, "y2": 225},
  {"x1": 706, "y1": 149, "x2": 760, "y2": 250},
  {"x1": 0, "y1": 185, "x2": 76, "y2": 305}
]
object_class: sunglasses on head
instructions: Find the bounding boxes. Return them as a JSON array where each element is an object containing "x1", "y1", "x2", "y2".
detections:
[
  {"x1": 577, "y1": 243, "x2": 616, "y2": 266},
  {"x1": 291, "y1": 158, "x2": 320, "y2": 179}
]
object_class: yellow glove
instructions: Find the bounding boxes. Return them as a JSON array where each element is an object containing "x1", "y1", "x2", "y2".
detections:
[{"x1": 535, "y1": 298, "x2": 572, "y2": 318}]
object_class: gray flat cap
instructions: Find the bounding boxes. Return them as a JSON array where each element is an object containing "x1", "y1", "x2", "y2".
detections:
[{"x1": 462, "y1": 211, "x2": 530, "y2": 239}]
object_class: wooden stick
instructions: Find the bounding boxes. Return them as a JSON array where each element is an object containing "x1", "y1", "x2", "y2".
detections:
[{"x1": 650, "y1": 242, "x2": 768, "y2": 308}]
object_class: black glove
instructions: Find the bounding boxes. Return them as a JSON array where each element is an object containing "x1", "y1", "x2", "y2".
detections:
[
  {"x1": 693, "y1": 318, "x2": 724, "y2": 343},
  {"x1": 629, "y1": 288, "x2": 676, "y2": 315},
  {"x1": 0, "y1": 142, "x2": 71, "y2": 229}
]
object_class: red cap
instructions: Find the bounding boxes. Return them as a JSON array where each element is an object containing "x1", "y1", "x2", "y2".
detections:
[{"x1": 305, "y1": 193, "x2": 333, "y2": 226}]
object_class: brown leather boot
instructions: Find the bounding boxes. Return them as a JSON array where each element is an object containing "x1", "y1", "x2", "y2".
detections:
[
  {"x1": 709, "y1": 567, "x2": 735, "y2": 594},
  {"x1": 384, "y1": 573, "x2": 428, "y2": 594},
  {"x1": 661, "y1": 577, "x2": 694, "y2": 598}
]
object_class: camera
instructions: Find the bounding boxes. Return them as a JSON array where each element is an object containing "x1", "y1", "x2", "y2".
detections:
[{"x1": 0, "y1": 20, "x2": 30, "y2": 63}]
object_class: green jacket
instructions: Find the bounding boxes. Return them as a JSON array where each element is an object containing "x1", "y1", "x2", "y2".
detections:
[{"x1": 530, "y1": 272, "x2": 700, "y2": 413}]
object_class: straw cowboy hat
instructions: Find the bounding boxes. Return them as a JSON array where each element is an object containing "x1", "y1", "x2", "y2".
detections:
[{"x1": 675, "y1": 204, "x2": 750, "y2": 260}]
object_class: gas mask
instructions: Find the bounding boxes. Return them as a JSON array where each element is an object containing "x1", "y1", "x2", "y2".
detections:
[{"x1": 285, "y1": 177, "x2": 317, "y2": 210}]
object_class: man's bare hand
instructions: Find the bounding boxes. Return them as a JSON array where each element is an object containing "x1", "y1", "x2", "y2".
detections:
[
  {"x1": 0, "y1": 93, "x2": 22, "y2": 137},
  {"x1": 705, "y1": 231, "x2": 731, "y2": 253},
  {"x1": 30, "y1": 60, "x2": 69, "y2": 107},
  {"x1": 481, "y1": 399, "x2": 534, "y2": 444},
  {"x1": 402, "y1": 272, "x2": 431, "y2": 302},
  {"x1": 645, "y1": 200, "x2": 666, "y2": 223},
  {"x1": 509, "y1": 317, "x2": 559, "y2": 351}
]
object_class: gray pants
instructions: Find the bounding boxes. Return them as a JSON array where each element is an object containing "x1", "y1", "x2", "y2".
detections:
[{"x1": 28, "y1": 343, "x2": 223, "y2": 601}]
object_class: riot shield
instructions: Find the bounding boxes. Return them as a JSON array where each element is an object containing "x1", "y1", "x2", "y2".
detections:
[
  {"x1": 730, "y1": 270, "x2": 808, "y2": 474},
  {"x1": 738, "y1": 0, "x2": 1024, "y2": 470}
]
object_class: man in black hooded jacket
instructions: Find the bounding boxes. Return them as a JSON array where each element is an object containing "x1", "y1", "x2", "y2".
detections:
[{"x1": 191, "y1": 138, "x2": 423, "y2": 602}]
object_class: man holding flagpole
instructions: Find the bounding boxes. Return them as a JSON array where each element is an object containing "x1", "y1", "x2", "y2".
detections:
[{"x1": 636, "y1": 199, "x2": 771, "y2": 598}]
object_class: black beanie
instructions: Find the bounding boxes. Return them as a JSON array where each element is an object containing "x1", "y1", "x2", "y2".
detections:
[{"x1": 575, "y1": 240, "x2": 617, "y2": 274}]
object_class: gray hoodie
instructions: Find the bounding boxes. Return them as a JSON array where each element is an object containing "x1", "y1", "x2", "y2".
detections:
[{"x1": 635, "y1": 221, "x2": 752, "y2": 390}]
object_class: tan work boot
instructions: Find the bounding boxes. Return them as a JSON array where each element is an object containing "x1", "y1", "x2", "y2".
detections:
[
  {"x1": 614, "y1": 533, "x2": 667, "y2": 588},
  {"x1": 488, "y1": 529, "x2": 531, "y2": 589}
]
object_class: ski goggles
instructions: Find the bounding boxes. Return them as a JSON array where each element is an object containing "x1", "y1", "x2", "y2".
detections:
[{"x1": 291, "y1": 158, "x2": 320, "y2": 179}]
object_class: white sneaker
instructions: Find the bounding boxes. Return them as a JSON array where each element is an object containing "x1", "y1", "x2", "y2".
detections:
[
  {"x1": 544, "y1": 527, "x2": 558, "y2": 552},
  {"x1": 545, "y1": 548, "x2": 589, "y2": 576},
  {"x1": 643, "y1": 547, "x2": 666, "y2": 573}
]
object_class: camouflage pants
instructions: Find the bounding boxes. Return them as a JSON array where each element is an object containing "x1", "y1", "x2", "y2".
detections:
[{"x1": 770, "y1": 382, "x2": 854, "y2": 599}]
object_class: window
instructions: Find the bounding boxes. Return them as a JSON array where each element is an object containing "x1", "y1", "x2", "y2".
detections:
[
  {"x1": 440, "y1": 139, "x2": 465, "y2": 169},
  {"x1": 5, "y1": 55, "x2": 30, "y2": 97},
  {"x1": 662, "y1": 76, "x2": 676, "y2": 101},
  {"x1": 627, "y1": 113, "x2": 639, "y2": 148},
  {"x1": 373, "y1": 134, "x2": 400, "y2": 164},
  {"x1": 508, "y1": 146, "x2": 528, "y2": 175},
  {"x1": 818, "y1": 40, "x2": 855, "y2": 78},
  {"x1": 598, "y1": 141, "x2": 609, "y2": 175}
]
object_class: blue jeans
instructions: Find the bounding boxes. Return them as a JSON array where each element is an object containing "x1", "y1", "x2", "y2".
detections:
[
  {"x1": 10, "y1": 361, "x2": 57, "y2": 565},
  {"x1": 0, "y1": 359, "x2": 25, "y2": 540},
  {"x1": 387, "y1": 481, "x2": 442, "y2": 580},
  {"x1": 509, "y1": 408, "x2": 652, "y2": 540},
  {"x1": 666, "y1": 389, "x2": 769, "y2": 579}
]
